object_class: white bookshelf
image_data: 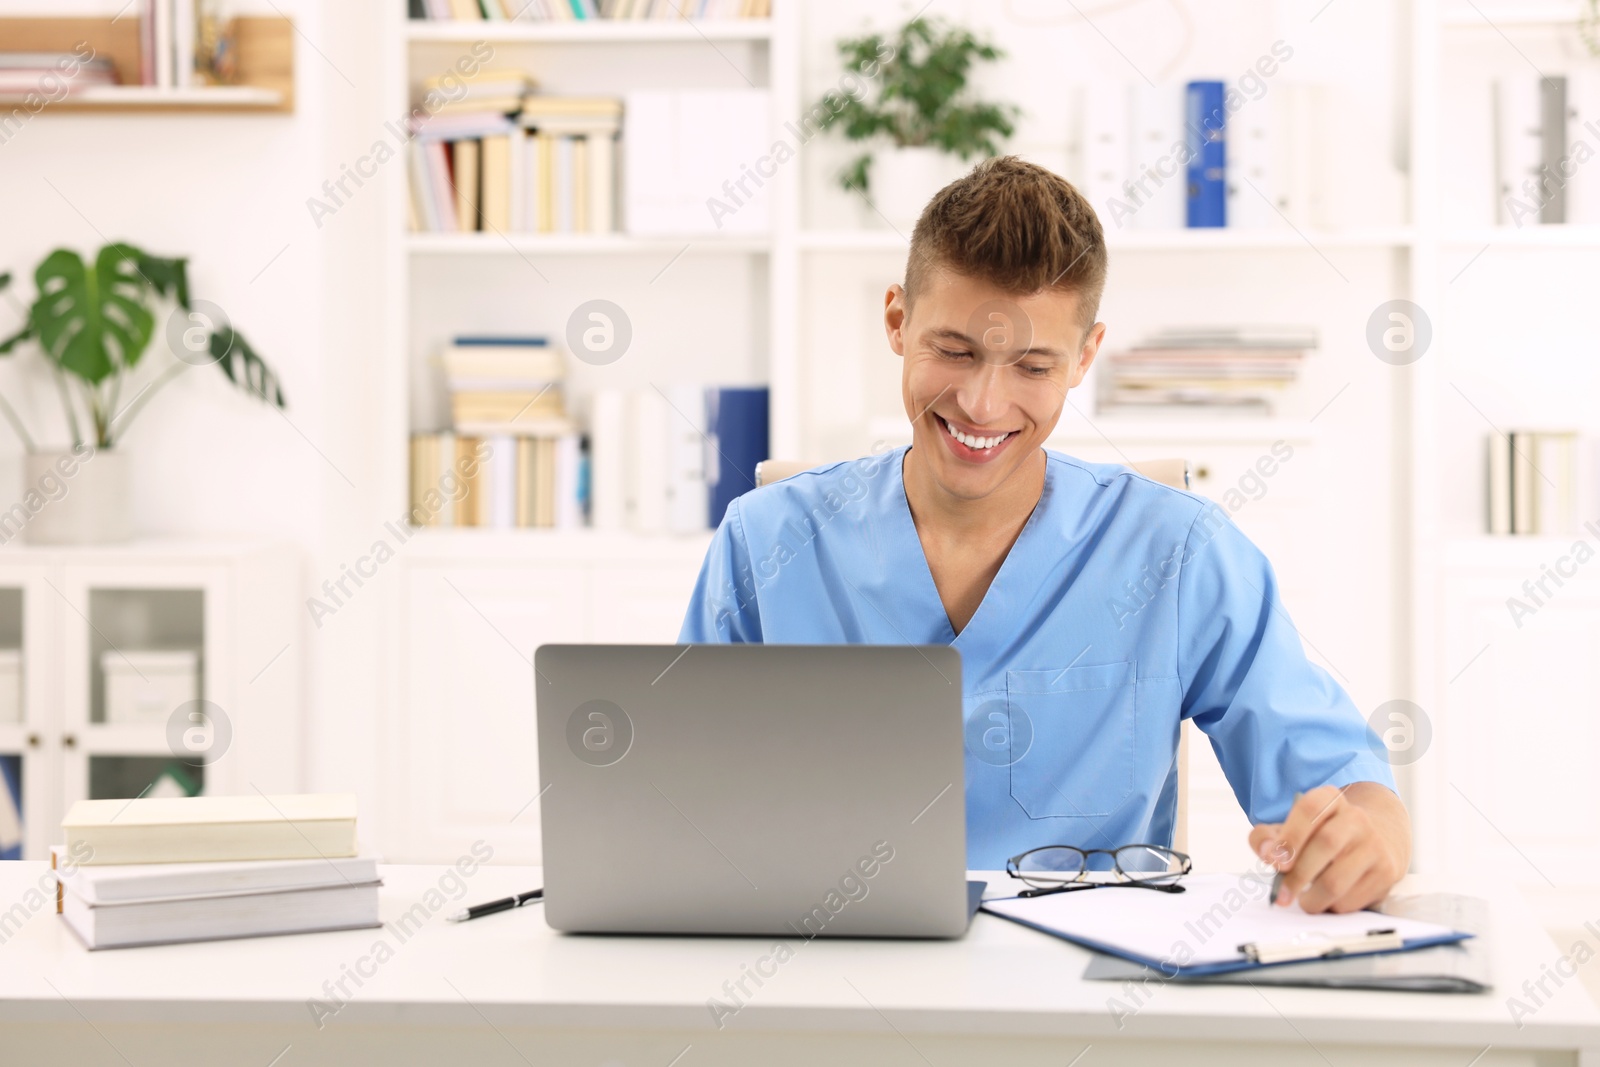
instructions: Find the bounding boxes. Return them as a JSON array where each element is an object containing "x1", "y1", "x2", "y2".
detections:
[{"x1": 377, "y1": 1, "x2": 1600, "y2": 892}]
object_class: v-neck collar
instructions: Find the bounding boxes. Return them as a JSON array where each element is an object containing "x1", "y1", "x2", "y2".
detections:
[{"x1": 892, "y1": 446, "x2": 1053, "y2": 647}]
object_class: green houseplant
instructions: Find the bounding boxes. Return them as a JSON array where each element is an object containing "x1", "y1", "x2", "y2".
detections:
[
  {"x1": 0, "y1": 243, "x2": 285, "y2": 544},
  {"x1": 819, "y1": 16, "x2": 1018, "y2": 226}
]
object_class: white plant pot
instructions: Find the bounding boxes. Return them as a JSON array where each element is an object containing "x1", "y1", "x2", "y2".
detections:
[
  {"x1": 866, "y1": 146, "x2": 967, "y2": 231},
  {"x1": 14, "y1": 447, "x2": 130, "y2": 546}
]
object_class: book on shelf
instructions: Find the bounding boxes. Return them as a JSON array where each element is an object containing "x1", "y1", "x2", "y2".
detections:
[
  {"x1": 1097, "y1": 324, "x2": 1314, "y2": 417},
  {"x1": 1185, "y1": 80, "x2": 1227, "y2": 228},
  {"x1": 410, "y1": 95, "x2": 621, "y2": 235},
  {"x1": 61, "y1": 793, "x2": 359, "y2": 866},
  {"x1": 590, "y1": 385, "x2": 769, "y2": 533},
  {"x1": 1487, "y1": 430, "x2": 1580, "y2": 536},
  {"x1": 412, "y1": 0, "x2": 771, "y2": 20},
  {"x1": 410, "y1": 431, "x2": 585, "y2": 529}
]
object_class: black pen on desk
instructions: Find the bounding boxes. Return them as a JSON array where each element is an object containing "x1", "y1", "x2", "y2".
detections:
[{"x1": 448, "y1": 888, "x2": 543, "y2": 923}]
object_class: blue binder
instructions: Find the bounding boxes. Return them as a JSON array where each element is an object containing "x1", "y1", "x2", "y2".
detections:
[
  {"x1": 1185, "y1": 81, "x2": 1227, "y2": 228},
  {"x1": 705, "y1": 387, "x2": 769, "y2": 528}
]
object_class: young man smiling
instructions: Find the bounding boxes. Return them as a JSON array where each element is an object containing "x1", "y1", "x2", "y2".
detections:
[{"x1": 680, "y1": 157, "x2": 1410, "y2": 914}]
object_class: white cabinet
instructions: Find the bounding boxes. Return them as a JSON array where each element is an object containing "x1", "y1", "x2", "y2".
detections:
[
  {"x1": 1426, "y1": 540, "x2": 1600, "y2": 914},
  {"x1": 388, "y1": 532, "x2": 709, "y2": 863},
  {"x1": 0, "y1": 541, "x2": 301, "y2": 861}
]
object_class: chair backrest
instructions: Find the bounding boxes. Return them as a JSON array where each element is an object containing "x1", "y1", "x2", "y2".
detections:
[
  {"x1": 751, "y1": 452, "x2": 1194, "y2": 850},
  {"x1": 756, "y1": 456, "x2": 1192, "y2": 490}
]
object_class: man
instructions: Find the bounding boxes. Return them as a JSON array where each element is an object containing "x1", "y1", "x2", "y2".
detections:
[{"x1": 679, "y1": 156, "x2": 1409, "y2": 914}]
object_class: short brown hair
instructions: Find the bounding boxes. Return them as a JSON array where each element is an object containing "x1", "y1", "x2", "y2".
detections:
[{"x1": 905, "y1": 156, "x2": 1107, "y2": 333}]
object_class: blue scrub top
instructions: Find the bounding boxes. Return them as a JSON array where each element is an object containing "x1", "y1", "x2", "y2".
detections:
[{"x1": 678, "y1": 446, "x2": 1395, "y2": 870}]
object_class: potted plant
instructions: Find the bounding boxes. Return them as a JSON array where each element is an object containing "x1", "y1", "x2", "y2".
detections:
[
  {"x1": 820, "y1": 16, "x2": 1019, "y2": 230},
  {"x1": 0, "y1": 243, "x2": 284, "y2": 545}
]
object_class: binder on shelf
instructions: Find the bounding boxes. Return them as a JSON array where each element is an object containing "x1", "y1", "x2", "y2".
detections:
[
  {"x1": 1185, "y1": 80, "x2": 1227, "y2": 228},
  {"x1": 1125, "y1": 83, "x2": 1186, "y2": 231},
  {"x1": 706, "y1": 386, "x2": 769, "y2": 528}
]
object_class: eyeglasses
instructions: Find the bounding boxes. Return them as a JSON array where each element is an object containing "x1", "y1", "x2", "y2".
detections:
[{"x1": 1005, "y1": 844, "x2": 1192, "y2": 898}]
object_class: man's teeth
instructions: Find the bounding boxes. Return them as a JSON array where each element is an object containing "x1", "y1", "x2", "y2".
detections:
[{"x1": 943, "y1": 417, "x2": 1010, "y2": 451}]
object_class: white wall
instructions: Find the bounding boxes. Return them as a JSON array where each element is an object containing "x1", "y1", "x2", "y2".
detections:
[{"x1": 0, "y1": 0, "x2": 391, "y2": 833}]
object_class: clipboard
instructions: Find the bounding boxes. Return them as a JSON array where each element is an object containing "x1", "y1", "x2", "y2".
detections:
[{"x1": 980, "y1": 873, "x2": 1473, "y2": 977}]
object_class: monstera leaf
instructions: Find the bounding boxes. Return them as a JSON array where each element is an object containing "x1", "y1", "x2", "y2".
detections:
[
  {"x1": 0, "y1": 243, "x2": 287, "y2": 449},
  {"x1": 32, "y1": 244, "x2": 155, "y2": 384}
]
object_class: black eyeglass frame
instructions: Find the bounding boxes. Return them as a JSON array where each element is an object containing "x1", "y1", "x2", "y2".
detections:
[{"x1": 1005, "y1": 844, "x2": 1194, "y2": 898}]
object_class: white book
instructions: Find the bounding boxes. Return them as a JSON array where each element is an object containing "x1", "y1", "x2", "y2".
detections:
[
  {"x1": 52, "y1": 845, "x2": 380, "y2": 905},
  {"x1": 62, "y1": 793, "x2": 358, "y2": 865},
  {"x1": 61, "y1": 880, "x2": 381, "y2": 950},
  {"x1": 1226, "y1": 87, "x2": 1277, "y2": 229},
  {"x1": 589, "y1": 389, "x2": 629, "y2": 531},
  {"x1": 1124, "y1": 84, "x2": 1186, "y2": 231},
  {"x1": 588, "y1": 133, "x2": 615, "y2": 233},
  {"x1": 489, "y1": 434, "x2": 517, "y2": 529},
  {"x1": 555, "y1": 433, "x2": 583, "y2": 529},
  {"x1": 509, "y1": 126, "x2": 527, "y2": 232},
  {"x1": 1274, "y1": 83, "x2": 1323, "y2": 228},
  {"x1": 664, "y1": 384, "x2": 709, "y2": 533},
  {"x1": 554, "y1": 135, "x2": 575, "y2": 233},
  {"x1": 408, "y1": 141, "x2": 438, "y2": 231},
  {"x1": 1566, "y1": 70, "x2": 1600, "y2": 224},
  {"x1": 1080, "y1": 82, "x2": 1131, "y2": 229},
  {"x1": 1495, "y1": 77, "x2": 1546, "y2": 226},
  {"x1": 172, "y1": 0, "x2": 195, "y2": 89},
  {"x1": 154, "y1": 0, "x2": 174, "y2": 88},
  {"x1": 629, "y1": 389, "x2": 668, "y2": 532}
]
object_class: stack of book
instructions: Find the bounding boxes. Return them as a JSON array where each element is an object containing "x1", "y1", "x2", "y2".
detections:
[
  {"x1": 444, "y1": 335, "x2": 569, "y2": 434},
  {"x1": 410, "y1": 92, "x2": 621, "y2": 235},
  {"x1": 52, "y1": 793, "x2": 377, "y2": 951},
  {"x1": 410, "y1": 335, "x2": 583, "y2": 529},
  {"x1": 0, "y1": 53, "x2": 117, "y2": 100},
  {"x1": 411, "y1": 0, "x2": 771, "y2": 20},
  {"x1": 1487, "y1": 430, "x2": 1581, "y2": 535},
  {"x1": 1096, "y1": 325, "x2": 1315, "y2": 417}
]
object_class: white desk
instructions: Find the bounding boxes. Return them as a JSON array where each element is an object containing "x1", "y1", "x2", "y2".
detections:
[{"x1": 0, "y1": 863, "x2": 1595, "y2": 1066}]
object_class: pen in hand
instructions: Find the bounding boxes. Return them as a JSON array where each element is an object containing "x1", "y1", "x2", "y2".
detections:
[{"x1": 447, "y1": 888, "x2": 543, "y2": 923}]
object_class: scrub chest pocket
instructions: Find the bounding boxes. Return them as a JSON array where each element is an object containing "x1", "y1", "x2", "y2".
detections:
[{"x1": 1006, "y1": 661, "x2": 1137, "y2": 819}]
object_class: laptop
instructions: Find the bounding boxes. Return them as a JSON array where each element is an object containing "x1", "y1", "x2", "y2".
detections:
[{"x1": 535, "y1": 644, "x2": 978, "y2": 938}]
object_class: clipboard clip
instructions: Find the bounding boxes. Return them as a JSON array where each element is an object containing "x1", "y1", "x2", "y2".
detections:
[{"x1": 1239, "y1": 928, "x2": 1403, "y2": 965}]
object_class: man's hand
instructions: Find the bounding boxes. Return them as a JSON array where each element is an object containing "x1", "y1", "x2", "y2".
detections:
[{"x1": 1247, "y1": 782, "x2": 1411, "y2": 914}]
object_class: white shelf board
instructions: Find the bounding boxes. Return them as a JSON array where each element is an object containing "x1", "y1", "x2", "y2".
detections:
[
  {"x1": 400, "y1": 526, "x2": 714, "y2": 562},
  {"x1": 1442, "y1": 534, "x2": 1599, "y2": 570},
  {"x1": 798, "y1": 228, "x2": 1415, "y2": 253},
  {"x1": 405, "y1": 19, "x2": 773, "y2": 43},
  {"x1": 865, "y1": 415, "x2": 1319, "y2": 447},
  {"x1": 0, "y1": 724, "x2": 27, "y2": 752},
  {"x1": 406, "y1": 232, "x2": 771, "y2": 255},
  {"x1": 1441, "y1": 225, "x2": 1600, "y2": 247},
  {"x1": 8, "y1": 86, "x2": 286, "y2": 108},
  {"x1": 1442, "y1": 4, "x2": 1584, "y2": 27}
]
